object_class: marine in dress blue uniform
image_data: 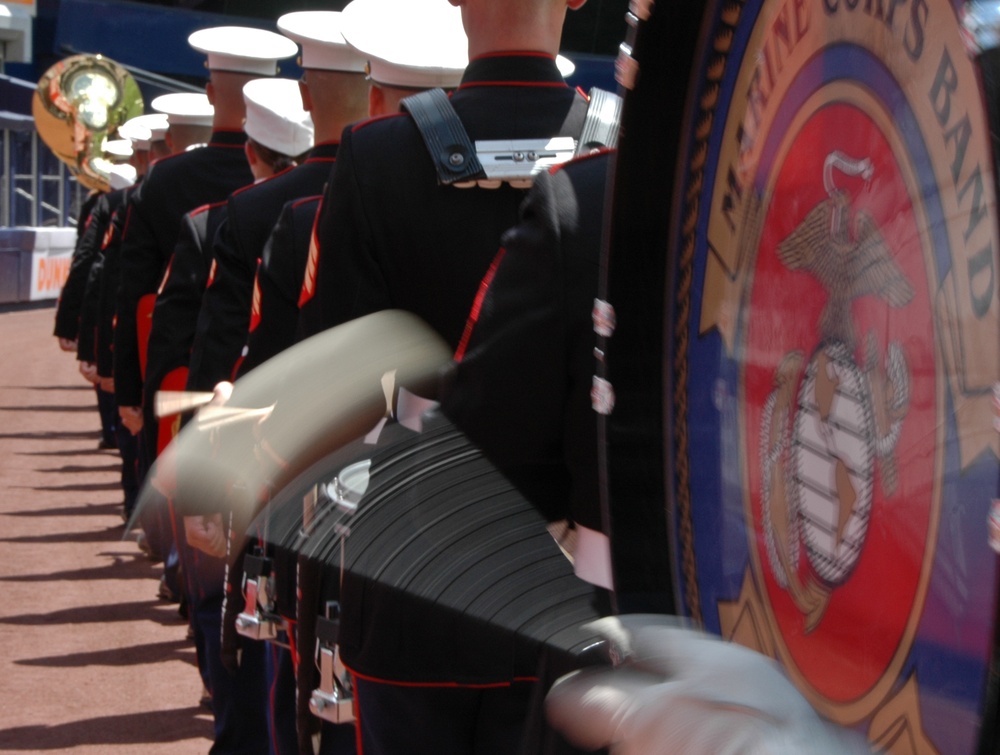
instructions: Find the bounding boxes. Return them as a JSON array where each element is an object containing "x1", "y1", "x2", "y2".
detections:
[
  {"x1": 240, "y1": 194, "x2": 321, "y2": 374},
  {"x1": 113, "y1": 27, "x2": 295, "y2": 453},
  {"x1": 148, "y1": 76, "x2": 315, "y2": 755},
  {"x1": 298, "y1": 0, "x2": 595, "y2": 751},
  {"x1": 113, "y1": 27, "x2": 297, "y2": 755},
  {"x1": 186, "y1": 12, "x2": 370, "y2": 394},
  {"x1": 97, "y1": 115, "x2": 171, "y2": 538},
  {"x1": 185, "y1": 15, "x2": 371, "y2": 754}
]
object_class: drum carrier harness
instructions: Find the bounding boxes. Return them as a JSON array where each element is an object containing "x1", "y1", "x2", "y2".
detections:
[{"x1": 400, "y1": 85, "x2": 623, "y2": 188}]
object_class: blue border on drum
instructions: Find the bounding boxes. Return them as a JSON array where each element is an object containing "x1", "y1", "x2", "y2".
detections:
[{"x1": 676, "y1": 5, "x2": 996, "y2": 751}]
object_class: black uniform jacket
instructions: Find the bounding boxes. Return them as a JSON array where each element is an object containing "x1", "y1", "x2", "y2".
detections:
[
  {"x1": 239, "y1": 194, "x2": 322, "y2": 376},
  {"x1": 54, "y1": 190, "x2": 112, "y2": 341},
  {"x1": 302, "y1": 53, "x2": 590, "y2": 349},
  {"x1": 186, "y1": 143, "x2": 339, "y2": 392},
  {"x1": 74, "y1": 188, "x2": 129, "y2": 362},
  {"x1": 305, "y1": 55, "x2": 599, "y2": 690},
  {"x1": 442, "y1": 151, "x2": 611, "y2": 534},
  {"x1": 113, "y1": 130, "x2": 253, "y2": 408},
  {"x1": 95, "y1": 183, "x2": 137, "y2": 380},
  {"x1": 144, "y1": 199, "x2": 229, "y2": 418}
]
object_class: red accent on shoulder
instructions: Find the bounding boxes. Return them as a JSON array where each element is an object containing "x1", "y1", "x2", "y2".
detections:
[
  {"x1": 101, "y1": 224, "x2": 115, "y2": 251},
  {"x1": 157, "y1": 255, "x2": 174, "y2": 295},
  {"x1": 136, "y1": 293, "x2": 156, "y2": 379},
  {"x1": 249, "y1": 270, "x2": 262, "y2": 334},
  {"x1": 230, "y1": 166, "x2": 290, "y2": 196},
  {"x1": 190, "y1": 199, "x2": 226, "y2": 217},
  {"x1": 297, "y1": 198, "x2": 325, "y2": 308},
  {"x1": 548, "y1": 147, "x2": 615, "y2": 176},
  {"x1": 351, "y1": 112, "x2": 409, "y2": 133},
  {"x1": 470, "y1": 51, "x2": 555, "y2": 62},
  {"x1": 291, "y1": 195, "x2": 322, "y2": 210},
  {"x1": 454, "y1": 247, "x2": 507, "y2": 363}
]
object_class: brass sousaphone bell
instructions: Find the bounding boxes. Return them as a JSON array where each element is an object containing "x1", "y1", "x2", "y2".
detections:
[{"x1": 32, "y1": 54, "x2": 144, "y2": 192}]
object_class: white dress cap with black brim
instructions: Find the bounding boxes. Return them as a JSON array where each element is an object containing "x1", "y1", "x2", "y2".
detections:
[
  {"x1": 341, "y1": 0, "x2": 468, "y2": 89},
  {"x1": 188, "y1": 26, "x2": 299, "y2": 76},
  {"x1": 119, "y1": 113, "x2": 169, "y2": 149},
  {"x1": 242, "y1": 78, "x2": 315, "y2": 158},
  {"x1": 108, "y1": 163, "x2": 138, "y2": 190},
  {"x1": 151, "y1": 92, "x2": 215, "y2": 127},
  {"x1": 277, "y1": 11, "x2": 367, "y2": 74},
  {"x1": 103, "y1": 138, "x2": 133, "y2": 159}
]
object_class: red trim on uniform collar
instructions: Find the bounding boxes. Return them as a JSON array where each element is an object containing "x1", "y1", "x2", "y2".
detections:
[
  {"x1": 351, "y1": 111, "x2": 408, "y2": 133},
  {"x1": 469, "y1": 51, "x2": 557, "y2": 62},
  {"x1": 457, "y1": 80, "x2": 567, "y2": 89},
  {"x1": 458, "y1": 53, "x2": 568, "y2": 90}
]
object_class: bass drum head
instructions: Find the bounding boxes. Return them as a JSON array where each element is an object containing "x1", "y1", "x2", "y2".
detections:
[{"x1": 603, "y1": 0, "x2": 1000, "y2": 751}]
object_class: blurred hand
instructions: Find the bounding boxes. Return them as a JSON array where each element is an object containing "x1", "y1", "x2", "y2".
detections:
[
  {"x1": 99, "y1": 375, "x2": 114, "y2": 394},
  {"x1": 545, "y1": 615, "x2": 871, "y2": 755},
  {"x1": 57, "y1": 337, "x2": 77, "y2": 352},
  {"x1": 184, "y1": 513, "x2": 227, "y2": 558},
  {"x1": 78, "y1": 361, "x2": 99, "y2": 384},
  {"x1": 119, "y1": 405, "x2": 144, "y2": 435}
]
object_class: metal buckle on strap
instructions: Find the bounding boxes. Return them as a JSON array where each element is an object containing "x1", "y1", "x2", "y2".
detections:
[
  {"x1": 235, "y1": 551, "x2": 285, "y2": 642},
  {"x1": 310, "y1": 602, "x2": 355, "y2": 724},
  {"x1": 453, "y1": 137, "x2": 577, "y2": 189}
]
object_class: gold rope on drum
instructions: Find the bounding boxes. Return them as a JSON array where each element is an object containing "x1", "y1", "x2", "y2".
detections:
[{"x1": 32, "y1": 53, "x2": 144, "y2": 192}]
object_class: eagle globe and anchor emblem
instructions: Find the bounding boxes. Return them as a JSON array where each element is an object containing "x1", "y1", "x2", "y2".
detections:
[{"x1": 758, "y1": 151, "x2": 914, "y2": 633}]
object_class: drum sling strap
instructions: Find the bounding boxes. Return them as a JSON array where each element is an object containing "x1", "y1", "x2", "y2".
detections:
[{"x1": 401, "y1": 86, "x2": 624, "y2": 187}]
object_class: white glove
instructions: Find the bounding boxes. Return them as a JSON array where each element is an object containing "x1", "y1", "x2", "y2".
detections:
[{"x1": 545, "y1": 615, "x2": 871, "y2": 755}]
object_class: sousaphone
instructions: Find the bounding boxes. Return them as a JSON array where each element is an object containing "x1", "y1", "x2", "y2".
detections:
[{"x1": 32, "y1": 53, "x2": 144, "y2": 193}]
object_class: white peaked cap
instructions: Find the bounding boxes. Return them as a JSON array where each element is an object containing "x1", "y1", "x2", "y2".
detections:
[
  {"x1": 108, "y1": 163, "x2": 137, "y2": 190},
  {"x1": 277, "y1": 11, "x2": 367, "y2": 73},
  {"x1": 103, "y1": 138, "x2": 133, "y2": 158},
  {"x1": 188, "y1": 26, "x2": 298, "y2": 76},
  {"x1": 341, "y1": 0, "x2": 468, "y2": 89},
  {"x1": 243, "y1": 78, "x2": 314, "y2": 157},
  {"x1": 119, "y1": 113, "x2": 169, "y2": 149},
  {"x1": 151, "y1": 92, "x2": 215, "y2": 127}
]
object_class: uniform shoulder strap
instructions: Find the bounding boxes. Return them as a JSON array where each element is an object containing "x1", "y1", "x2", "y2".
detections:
[
  {"x1": 575, "y1": 87, "x2": 624, "y2": 156},
  {"x1": 402, "y1": 85, "x2": 624, "y2": 187},
  {"x1": 401, "y1": 88, "x2": 486, "y2": 186}
]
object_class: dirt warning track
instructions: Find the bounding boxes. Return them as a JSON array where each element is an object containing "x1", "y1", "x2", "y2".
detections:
[{"x1": 0, "y1": 303, "x2": 213, "y2": 753}]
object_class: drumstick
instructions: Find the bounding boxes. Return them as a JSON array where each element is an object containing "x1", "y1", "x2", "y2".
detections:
[
  {"x1": 155, "y1": 390, "x2": 216, "y2": 418},
  {"x1": 196, "y1": 404, "x2": 274, "y2": 429}
]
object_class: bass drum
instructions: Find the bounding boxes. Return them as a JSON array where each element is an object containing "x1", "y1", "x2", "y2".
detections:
[{"x1": 603, "y1": 0, "x2": 1000, "y2": 752}]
